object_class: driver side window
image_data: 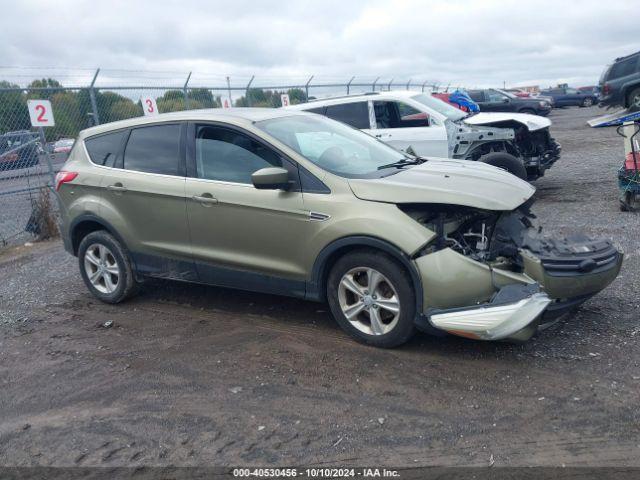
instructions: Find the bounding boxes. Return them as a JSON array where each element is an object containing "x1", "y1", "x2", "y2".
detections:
[
  {"x1": 487, "y1": 90, "x2": 506, "y2": 102},
  {"x1": 195, "y1": 125, "x2": 282, "y2": 184},
  {"x1": 374, "y1": 101, "x2": 429, "y2": 129}
]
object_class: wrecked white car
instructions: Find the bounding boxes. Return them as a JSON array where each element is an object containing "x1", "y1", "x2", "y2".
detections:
[{"x1": 288, "y1": 90, "x2": 561, "y2": 181}]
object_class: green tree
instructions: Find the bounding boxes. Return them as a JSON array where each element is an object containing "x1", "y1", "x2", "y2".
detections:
[{"x1": 0, "y1": 81, "x2": 30, "y2": 132}]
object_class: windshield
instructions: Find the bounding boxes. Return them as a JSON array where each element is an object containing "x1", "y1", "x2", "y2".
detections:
[
  {"x1": 410, "y1": 94, "x2": 467, "y2": 121},
  {"x1": 255, "y1": 115, "x2": 410, "y2": 178}
]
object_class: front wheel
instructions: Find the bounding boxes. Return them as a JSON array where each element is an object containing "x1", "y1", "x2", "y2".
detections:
[
  {"x1": 327, "y1": 250, "x2": 416, "y2": 348},
  {"x1": 479, "y1": 152, "x2": 528, "y2": 180},
  {"x1": 582, "y1": 97, "x2": 594, "y2": 107}
]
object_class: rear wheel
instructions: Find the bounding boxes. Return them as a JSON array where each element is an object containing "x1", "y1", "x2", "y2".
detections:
[
  {"x1": 78, "y1": 230, "x2": 139, "y2": 303},
  {"x1": 582, "y1": 97, "x2": 594, "y2": 107},
  {"x1": 627, "y1": 87, "x2": 640, "y2": 112},
  {"x1": 327, "y1": 250, "x2": 416, "y2": 348},
  {"x1": 518, "y1": 108, "x2": 536, "y2": 115},
  {"x1": 479, "y1": 152, "x2": 528, "y2": 180}
]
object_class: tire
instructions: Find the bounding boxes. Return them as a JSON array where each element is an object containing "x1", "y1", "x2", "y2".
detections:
[
  {"x1": 581, "y1": 97, "x2": 594, "y2": 107},
  {"x1": 77, "y1": 230, "x2": 139, "y2": 304},
  {"x1": 479, "y1": 152, "x2": 528, "y2": 180},
  {"x1": 627, "y1": 87, "x2": 640, "y2": 112},
  {"x1": 518, "y1": 108, "x2": 536, "y2": 115},
  {"x1": 326, "y1": 249, "x2": 416, "y2": 348}
]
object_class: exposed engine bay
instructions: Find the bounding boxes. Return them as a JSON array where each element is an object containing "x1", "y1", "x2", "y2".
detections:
[
  {"x1": 402, "y1": 203, "x2": 620, "y2": 277},
  {"x1": 452, "y1": 118, "x2": 562, "y2": 180}
]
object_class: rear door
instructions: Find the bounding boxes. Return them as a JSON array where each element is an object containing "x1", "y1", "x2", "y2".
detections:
[
  {"x1": 184, "y1": 123, "x2": 310, "y2": 295},
  {"x1": 371, "y1": 100, "x2": 448, "y2": 157},
  {"x1": 96, "y1": 122, "x2": 195, "y2": 279}
]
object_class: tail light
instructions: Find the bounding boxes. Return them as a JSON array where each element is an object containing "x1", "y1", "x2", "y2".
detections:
[
  {"x1": 602, "y1": 83, "x2": 611, "y2": 96},
  {"x1": 55, "y1": 171, "x2": 78, "y2": 191}
]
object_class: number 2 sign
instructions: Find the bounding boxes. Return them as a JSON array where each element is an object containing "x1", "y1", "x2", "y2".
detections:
[
  {"x1": 27, "y1": 100, "x2": 55, "y2": 127},
  {"x1": 141, "y1": 96, "x2": 159, "y2": 116}
]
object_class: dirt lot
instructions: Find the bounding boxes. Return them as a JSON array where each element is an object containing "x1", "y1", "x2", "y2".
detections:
[{"x1": 1, "y1": 106, "x2": 639, "y2": 468}]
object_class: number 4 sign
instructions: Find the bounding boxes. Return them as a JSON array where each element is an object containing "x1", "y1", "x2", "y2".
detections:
[
  {"x1": 141, "y1": 96, "x2": 158, "y2": 116},
  {"x1": 27, "y1": 100, "x2": 55, "y2": 127}
]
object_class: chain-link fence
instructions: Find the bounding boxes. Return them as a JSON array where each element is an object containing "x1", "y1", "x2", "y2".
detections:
[{"x1": 0, "y1": 67, "x2": 443, "y2": 247}]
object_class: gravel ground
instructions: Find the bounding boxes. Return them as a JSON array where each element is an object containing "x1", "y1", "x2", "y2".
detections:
[{"x1": 0, "y1": 106, "x2": 638, "y2": 468}]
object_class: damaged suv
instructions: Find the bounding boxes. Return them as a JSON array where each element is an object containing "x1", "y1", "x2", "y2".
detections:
[
  {"x1": 57, "y1": 109, "x2": 621, "y2": 348},
  {"x1": 287, "y1": 91, "x2": 561, "y2": 180}
]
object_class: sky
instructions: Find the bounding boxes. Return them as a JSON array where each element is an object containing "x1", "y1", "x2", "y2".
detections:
[{"x1": 1, "y1": 0, "x2": 639, "y2": 90}]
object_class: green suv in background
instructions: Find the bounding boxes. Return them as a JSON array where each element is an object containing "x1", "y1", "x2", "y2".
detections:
[{"x1": 56, "y1": 109, "x2": 622, "y2": 347}]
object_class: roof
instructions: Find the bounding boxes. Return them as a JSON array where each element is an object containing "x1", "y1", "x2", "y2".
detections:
[{"x1": 79, "y1": 107, "x2": 308, "y2": 138}]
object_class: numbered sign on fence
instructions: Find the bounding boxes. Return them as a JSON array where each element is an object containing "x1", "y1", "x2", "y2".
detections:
[
  {"x1": 222, "y1": 98, "x2": 232, "y2": 109},
  {"x1": 280, "y1": 94, "x2": 290, "y2": 107},
  {"x1": 141, "y1": 96, "x2": 159, "y2": 116},
  {"x1": 27, "y1": 100, "x2": 55, "y2": 127}
]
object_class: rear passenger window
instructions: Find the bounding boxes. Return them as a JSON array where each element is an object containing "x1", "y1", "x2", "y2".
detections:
[
  {"x1": 85, "y1": 130, "x2": 127, "y2": 167},
  {"x1": 608, "y1": 56, "x2": 639, "y2": 80},
  {"x1": 374, "y1": 101, "x2": 429, "y2": 129},
  {"x1": 123, "y1": 124, "x2": 181, "y2": 175},
  {"x1": 324, "y1": 102, "x2": 370, "y2": 129},
  {"x1": 468, "y1": 91, "x2": 485, "y2": 102}
]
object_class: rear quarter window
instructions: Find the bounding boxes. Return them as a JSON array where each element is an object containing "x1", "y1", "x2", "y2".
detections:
[
  {"x1": 608, "y1": 55, "x2": 639, "y2": 80},
  {"x1": 84, "y1": 130, "x2": 128, "y2": 167}
]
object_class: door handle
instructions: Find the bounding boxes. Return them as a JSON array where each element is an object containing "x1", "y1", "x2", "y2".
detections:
[
  {"x1": 107, "y1": 183, "x2": 127, "y2": 193},
  {"x1": 192, "y1": 194, "x2": 218, "y2": 206}
]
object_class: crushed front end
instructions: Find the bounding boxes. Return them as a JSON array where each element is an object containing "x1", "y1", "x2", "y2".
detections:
[{"x1": 402, "y1": 204, "x2": 622, "y2": 341}]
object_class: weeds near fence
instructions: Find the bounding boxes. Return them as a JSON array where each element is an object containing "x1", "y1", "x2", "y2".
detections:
[{"x1": 26, "y1": 187, "x2": 59, "y2": 240}]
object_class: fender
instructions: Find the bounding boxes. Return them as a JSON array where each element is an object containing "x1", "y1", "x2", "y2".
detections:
[
  {"x1": 306, "y1": 235, "x2": 424, "y2": 314},
  {"x1": 68, "y1": 214, "x2": 129, "y2": 256}
]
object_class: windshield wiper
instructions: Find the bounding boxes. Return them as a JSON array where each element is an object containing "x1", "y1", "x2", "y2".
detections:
[{"x1": 377, "y1": 156, "x2": 426, "y2": 170}]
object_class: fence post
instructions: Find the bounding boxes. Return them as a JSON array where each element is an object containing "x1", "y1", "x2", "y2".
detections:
[
  {"x1": 183, "y1": 71, "x2": 192, "y2": 109},
  {"x1": 226, "y1": 76, "x2": 232, "y2": 105},
  {"x1": 346, "y1": 76, "x2": 355, "y2": 95},
  {"x1": 89, "y1": 68, "x2": 100, "y2": 126},
  {"x1": 421, "y1": 80, "x2": 429, "y2": 92},
  {"x1": 406, "y1": 79, "x2": 411, "y2": 90},
  {"x1": 372, "y1": 77, "x2": 380, "y2": 92},
  {"x1": 245, "y1": 75, "x2": 255, "y2": 107},
  {"x1": 387, "y1": 78, "x2": 394, "y2": 91},
  {"x1": 305, "y1": 75, "x2": 314, "y2": 100}
]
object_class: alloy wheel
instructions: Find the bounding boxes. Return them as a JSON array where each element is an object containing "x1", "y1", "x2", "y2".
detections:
[
  {"x1": 337, "y1": 267, "x2": 401, "y2": 336},
  {"x1": 84, "y1": 243, "x2": 120, "y2": 294}
]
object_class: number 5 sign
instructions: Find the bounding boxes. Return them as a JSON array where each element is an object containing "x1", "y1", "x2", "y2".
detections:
[
  {"x1": 280, "y1": 94, "x2": 290, "y2": 107},
  {"x1": 141, "y1": 96, "x2": 158, "y2": 116},
  {"x1": 28, "y1": 100, "x2": 55, "y2": 127}
]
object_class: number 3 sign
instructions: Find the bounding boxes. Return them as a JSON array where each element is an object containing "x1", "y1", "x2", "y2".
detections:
[
  {"x1": 28, "y1": 100, "x2": 55, "y2": 127},
  {"x1": 141, "y1": 96, "x2": 159, "y2": 116}
]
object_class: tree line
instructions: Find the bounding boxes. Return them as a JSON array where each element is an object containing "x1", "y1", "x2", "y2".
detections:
[{"x1": 0, "y1": 78, "x2": 307, "y2": 141}]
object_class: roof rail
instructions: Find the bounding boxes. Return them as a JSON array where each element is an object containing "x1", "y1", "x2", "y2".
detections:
[{"x1": 306, "y1": 91, "x2": 380, "y2": 103}]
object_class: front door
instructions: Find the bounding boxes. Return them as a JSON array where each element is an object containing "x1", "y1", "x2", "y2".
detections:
[
  {"x1": 184, "y1": 123, "x2": 310, "y2": 297},
  {"x1": 369, "y1": 100, "x2": 449, "y2": 157},
  {"x1": 484, "y1": 90, "x2": 514, "y2": 111}
]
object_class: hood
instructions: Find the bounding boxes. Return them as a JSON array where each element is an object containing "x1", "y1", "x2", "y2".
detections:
[
  {"x1": 464, "y1": 112, "x2": 551, "y2": 131},
  {"x1": 348, "y1": 159, "x2": 535, "y2": 211}
]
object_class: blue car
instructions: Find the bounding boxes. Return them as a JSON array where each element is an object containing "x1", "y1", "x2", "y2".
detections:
[{"x1": 540, "y1": 87, "x2": 597, "y2": 108}]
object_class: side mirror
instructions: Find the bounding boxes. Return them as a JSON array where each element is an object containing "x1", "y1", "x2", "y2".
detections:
[
  {"x1": 251, "y1": 167, "x2": 291, "y2": 190},
  {"x1": 502, "y1": 97, "x2": 510, "y2": 103}
]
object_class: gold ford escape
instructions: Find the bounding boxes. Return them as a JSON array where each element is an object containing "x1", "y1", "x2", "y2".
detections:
[{"x1": 56, "y1": 109, "x2": 622, "y2": 347}]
